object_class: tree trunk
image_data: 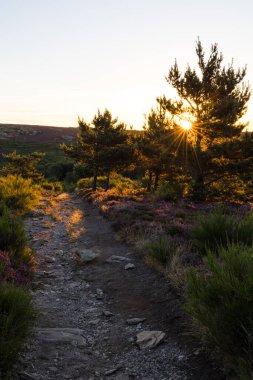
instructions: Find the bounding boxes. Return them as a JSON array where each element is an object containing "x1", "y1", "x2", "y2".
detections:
[
  {"x1": 147, "y1": 171, "x2": 153, "y2": 192},
  {"x1": 192, "y1": 136, "x2": 206, "y2": 199},
  {"x1": 154, "y1": 172, "x2": 159, "y2": 191},
  {"x1": 193, "y1": 173, "x2": 205, "y2": 200},
  {"x1": 92, "y1": 172, "x2": 98, "y2": 191},
  {"x1": 105, "y1": 173, "x2": 110, "y2": 191}
]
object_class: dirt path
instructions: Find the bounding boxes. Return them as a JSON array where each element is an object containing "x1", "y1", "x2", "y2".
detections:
[{"x1": 12, "y1": 193, "x2": 227, "y2": 380}]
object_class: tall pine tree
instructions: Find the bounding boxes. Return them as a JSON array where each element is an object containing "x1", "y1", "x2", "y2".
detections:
[{"x1": 158, "y1": 39, "x2": 251, "y2": 199}]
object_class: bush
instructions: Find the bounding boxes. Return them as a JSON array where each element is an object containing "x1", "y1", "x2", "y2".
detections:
[
  {"x1": 0, "y1": 249, "x2": 35, "y2": 286},
  {"x1": 191, "y1": 207, "x2": 253, "y2": 253},
  {"x1": 0, "y1": 209, "x2": 26, "y2": 254},
  {"x1": 0, "y1": 283, "x2": 33, "y2": 378},
  {"x1": 45, "y1": 161, "x2": 74, "y2": 181},
  {"x1": 77, "y1": 173, "x2": 139, "y2": 192},
  {"x1": 40, "y1": 180, "x2": 63, "y2": 192},
  {"x1": 0, "y1": 175, "x2": 41, "y2": 214},
  {"x1": 155, "y1": 181, "x2": 184, "y2": 201},
  {"x1": 185, "y1": 243, "x2": 253, "y2": 379},
  {"x1": 144, "y1": 235, "x2": 179, "y2": 266},
  {"x1": 237, "y1": 214, "x2": 253, "y2": 246}
]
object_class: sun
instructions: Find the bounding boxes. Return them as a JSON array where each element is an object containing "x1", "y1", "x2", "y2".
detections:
[{"x1": 180, "y1": 119, "x2": 192, "y2": 131}]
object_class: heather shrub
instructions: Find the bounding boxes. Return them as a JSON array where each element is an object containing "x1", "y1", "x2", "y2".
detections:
[
  {"x1": 185, "y1": 243, "x2": 253, "y2": 379},
  {"x1": 144, "y1": 235, "x2": 179, "y2": 266},
  {"x1": 0, "y1": 209, "x2": 26, "y2": 254},
  {"x1": 191, "y1": 207, "x2": 235, "y2": 252},
  {"x1": 0, "y1": 249, "x2": 34, "y2": 286},
  {"x1": 155, "y1": 181, "x2": 184, "y2": 201},
  {"x1": 237, "y1": 214, "x2": 253, "y2": 246},
  {"x1": 191, "y1": 207, "x2": 253, "y2": 253},
  {"x1": 0, "y1": 283, "x2": 33, "y2": 378},
  {"x1": 0, "y1": 175, "x2": 41, "y2": 214}
]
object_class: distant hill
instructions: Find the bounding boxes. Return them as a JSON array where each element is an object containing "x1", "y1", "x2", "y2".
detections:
[
  {"x1": 0, "y1": 123, "x2": 143, "y2": 144},
  {"x1": 0, "y1": 123, "x2": 77, "y2": 143},
  {"x1": 0, "y1": 124, "x2": 142, "y2": 177}
]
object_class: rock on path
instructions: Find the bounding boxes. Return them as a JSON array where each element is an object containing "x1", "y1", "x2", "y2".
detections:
[{"x1": 12, "y1": 193, "x2": 226, "y2": 380}]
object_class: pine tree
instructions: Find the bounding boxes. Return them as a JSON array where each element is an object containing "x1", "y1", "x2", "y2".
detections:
[
  {"x1": 61, "y1": 109, "x2": 133, "y2": 191},
  {"x1": 158, "y1": 39, "x2": 251, "y2": 199},
  {"x1": 140, "y1": 105, "x2": 175, "y2": 191}
]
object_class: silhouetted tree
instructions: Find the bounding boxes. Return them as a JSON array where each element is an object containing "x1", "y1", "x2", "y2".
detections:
[
  {"x1": 158, "y1": 39, "x2": 251, "y2": 199},
  {"x1": 140, "y1": 105, "x2": 175, "y2": 191},
  {"x1": 61, "y1": 109, "x2": 133, "y2": 191}
]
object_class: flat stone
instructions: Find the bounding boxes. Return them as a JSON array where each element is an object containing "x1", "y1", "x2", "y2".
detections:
[
  {"x1": 124, "y1": 263, "x2": 135, "y2": 270},
  {"x1": 103, "y1": 310, "x2": 114, "y2": 317},
  {"x1": 136, "y1": 330, "x2": 165, "y2": 349},
  {"x1": 96, "y1": 288, "x2": 104, "y2": 299},
  {"x1": 32, "y1": 239, "x2": 45, "y2": 248},
  {"x1": 104, "y1": 366, "x2": 122, "y2": 376},
  {"x1": 89, "y1": 319, "x2": 100, "y2": 325},
  {"x1": 75, "y1": 248, "x2": 100, "y2": 263},
  {"x1": 35, "y1": 328, "x2": 87, "y2": 347},
  {"x1": 19, "y1": 373, "x2": 40, "y2": 380},
  {"x1": 106, "y1": 255, "x2": 130, "y2": 263},
  {"x1": 48, "y1": 366, "x2": 58, "y2": 372},
  {"x1": 44, "y1": 256, "x2": 56, "y2": 263},
  {"x1": 127, "y1": 318, "x2": 146, "y2": 325}
]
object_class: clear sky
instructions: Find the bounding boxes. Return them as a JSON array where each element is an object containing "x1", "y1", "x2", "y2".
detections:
[{"x1": 0, "y1": 0, "x2": 253, "y2": 129}]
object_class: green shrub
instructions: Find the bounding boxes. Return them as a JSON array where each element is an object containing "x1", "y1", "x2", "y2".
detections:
[
  {"x1": 0, "y1": 175, "x2": 41, "y2": 214},
  {"x1": 77, "y1": 176, "x2": 106, "y2": 189},
  {"x1": 237, "y1": 214, "x2": 253, "y2": 246},
  {"x1": 155, "y1": 181, "x2": 184, "y2": 201},
  {"x1": 0, "y1": 208, "x2": 26, "y2": 255},
  {"x1": 40, "y1": 180, "x2": 63, "y2": 192},
  {"x1": 0, "y1": 283, "x2": 33, "y2": 378},
  {"x1": 45, "y1": 161, "x2": 74, "y2": 181},
  {"x1": 185, "y1": 243, "x2": 253, "y2": 379},
  {"x1": 191, "y1": 207, "x2": 235, "y2": 252},
  {"x1": 145, "y1": 235, "x2": 178, "y2": 266},
  {"x1": 0, "y1": 201, "x2": 8, "y2": 217},
  {"x1": 191, "y1": 207, "x2": 253, "y2": 253},
  {"x1": 62, "y1": 180, "x2": 76, "y2": 193},
  {"x1": 77, "y1": 173, "x2": 138, "y2": 192}
]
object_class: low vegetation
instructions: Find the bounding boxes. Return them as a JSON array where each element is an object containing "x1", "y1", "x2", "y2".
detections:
[
  {"x1": 0, "y1": 284, "x2": 33, "y2": 378},
  {"x1": 144, "y1": 235, "x2": 180, "y2": 267},
  {"x1": 191, "y1": 207, "x2": 253, "y2": 252},
  {"x1": 0, "y1": 175, "x2": 41, "y2": 214},
  {"x1": 0, "y1": 175, "x2": 38, "y2": 377},
  {"x1": 186, "y1": 244, "x2": 253, "y2": 380}
]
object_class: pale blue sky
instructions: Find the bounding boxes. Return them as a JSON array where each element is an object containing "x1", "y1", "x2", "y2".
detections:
[{"x1": 0, "y1": 0, "x2": 252, "y2": 128}]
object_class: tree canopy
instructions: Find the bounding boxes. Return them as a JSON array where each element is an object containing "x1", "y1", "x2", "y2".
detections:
[
  {"x1": 61, "y1": 109, "x2": 134, "y2": 190},
  {"x1": 157, "y1": 39, "x2": 251, "y2": 198}
]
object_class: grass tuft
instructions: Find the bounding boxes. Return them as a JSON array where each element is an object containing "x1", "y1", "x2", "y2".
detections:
[
  {"x1": 191, "y1": 207, "x2": 253, "y2": 253},
  {"x1": 144, "y1": 235, "x2": 179, "y2": 266}
]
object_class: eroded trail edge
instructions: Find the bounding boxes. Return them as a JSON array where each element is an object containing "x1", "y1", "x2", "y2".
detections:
[{"x1": 13, "y1": 193, "x2": 225, "y2": 380}]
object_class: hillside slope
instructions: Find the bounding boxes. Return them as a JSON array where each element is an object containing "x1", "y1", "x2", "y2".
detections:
[{"x1": 0, "y1": 123, "x2": 77, "y2": 143}]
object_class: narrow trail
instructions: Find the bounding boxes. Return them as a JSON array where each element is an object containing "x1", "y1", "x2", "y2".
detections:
[{"x1": 13, "y1": 193, "x2": 226, "y2": 380}]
